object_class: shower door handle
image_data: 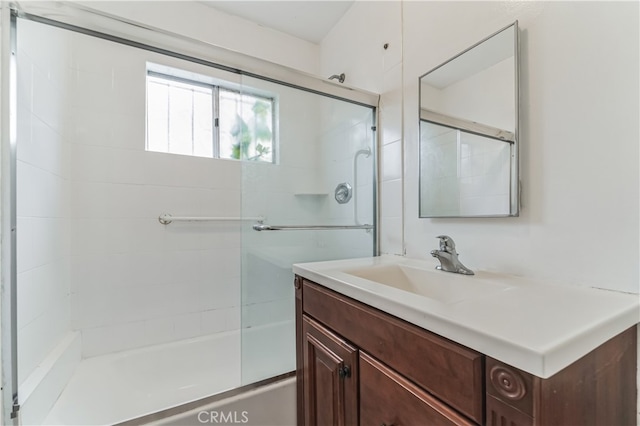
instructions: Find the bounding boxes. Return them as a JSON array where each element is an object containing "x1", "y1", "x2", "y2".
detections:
[{"x1": 252, "y1": 223, "x2": 275, "y2": 231}]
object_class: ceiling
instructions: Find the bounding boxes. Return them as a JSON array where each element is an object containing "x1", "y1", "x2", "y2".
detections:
[{"x1": 199, "y1": 1, "x2": 354, "y2": 44}]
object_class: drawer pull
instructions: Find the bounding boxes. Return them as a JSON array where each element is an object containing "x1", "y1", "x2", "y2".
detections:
[{"x1": 338, "y1": 365, "x2": 351, "y2": 378}]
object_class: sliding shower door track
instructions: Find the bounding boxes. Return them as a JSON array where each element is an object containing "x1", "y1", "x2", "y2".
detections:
[{"x1": 11, "y1": 3, "x2": 378, "y2": 109}]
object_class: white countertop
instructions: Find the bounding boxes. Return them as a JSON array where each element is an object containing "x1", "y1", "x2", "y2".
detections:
[{"x1": 293, "y1": 255, "x2": 640, "y2": 378}]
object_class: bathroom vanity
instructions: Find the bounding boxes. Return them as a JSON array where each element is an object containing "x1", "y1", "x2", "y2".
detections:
[{"x1": 293, "y1": 256, "x2": 639, "y2": 426}]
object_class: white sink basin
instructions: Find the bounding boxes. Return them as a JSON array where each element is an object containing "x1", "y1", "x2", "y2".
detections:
[{"x1": 344, "y1": 263, "x2": 511, "y2": 303}]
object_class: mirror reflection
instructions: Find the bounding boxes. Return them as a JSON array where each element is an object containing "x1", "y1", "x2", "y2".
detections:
[{"x1": 419, "y1": 22, "x2": 519, "y2": 217}]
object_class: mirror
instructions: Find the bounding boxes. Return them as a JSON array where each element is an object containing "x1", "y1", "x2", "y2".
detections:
[{"x1": 419, "y1": 22, "x2": 519, "y2": 217}]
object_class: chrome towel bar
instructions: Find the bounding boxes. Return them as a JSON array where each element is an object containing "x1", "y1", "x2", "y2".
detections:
[
  {"x1": 159, "y1": 214, "x2": 264, "y2": 225},
  {"x1": 253, "y1": 223, "x2": 373, "y2": 231}
]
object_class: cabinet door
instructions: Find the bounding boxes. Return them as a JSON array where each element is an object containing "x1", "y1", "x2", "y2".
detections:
[
  {"x1": 360, "y1": 352, "x2": 476, "y2": 426},
  {"x1": 302, "y1": 315, "x2": 358, "y2": 426}
]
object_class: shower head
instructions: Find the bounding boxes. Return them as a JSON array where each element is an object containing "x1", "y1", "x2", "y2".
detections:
[{"x1": 328, "y1": 73, "x2": 346, "y2": 83}]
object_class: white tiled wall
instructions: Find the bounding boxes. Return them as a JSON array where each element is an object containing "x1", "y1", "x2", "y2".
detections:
[
  {"x1": 419, "y1": 124, "x2": 459, "y2": 216},
  {"x1": 19, "y1": 14, "x2": 378, "y2": 365},
  {"x1": 16, "y1": 20, "x2": 247, "y2": 359},
  {"x1": 317, "y1": 97, "x2": 375, "y2": 256},
  {"x1": 238, "y1": 79, "x2": 376, "y2": 379},
  {"x1": 419, "y1": 124, "x2": 511, "y2": 216},
  {"x1": 17, "y1": 20, "x2": 73, "y2": 386},
  {"x1": 64, "y1": 29, "x2": 246, "y2": 357},
  {"x1": 239, "y1": 76, "x2": 323, "y2": 338},
  {"x1": 16, "y1": 19, "x2": 81, "y2": 426},
  {"x1": 321, "y1": 1, "x2": 404, "y2": 256}
]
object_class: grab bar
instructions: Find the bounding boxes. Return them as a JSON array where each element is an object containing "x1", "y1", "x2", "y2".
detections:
[
  {"x1": 159, "y1": 214, "x2": 263, "y2": 225},
  {"x1": 253, "y1": 223, "x2": 374, "y2": 231}
]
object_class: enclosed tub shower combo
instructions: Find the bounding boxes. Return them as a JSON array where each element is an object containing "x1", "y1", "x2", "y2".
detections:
[{"x1": 1, "y1": 4, "x2": 378, "y2": 424}]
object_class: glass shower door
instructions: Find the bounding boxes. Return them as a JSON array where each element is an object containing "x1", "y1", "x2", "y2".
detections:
[
  {"x1": 10, "y1": 5, "x2": 378, "y2": 424},
  {"x1": 238, "y1": 75, "x2": 377, "y2": 385}
]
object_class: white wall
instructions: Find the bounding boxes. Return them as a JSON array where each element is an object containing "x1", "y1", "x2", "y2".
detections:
[
  {"x1": 404, "y1": 2, "x2": 639, "y2": 294},
  {"x1": 323, "y1": 0, "x2": 639, "y2": 292},
  {"x1": 77, "y1": 1, "x2": 320, "y2": 76}
]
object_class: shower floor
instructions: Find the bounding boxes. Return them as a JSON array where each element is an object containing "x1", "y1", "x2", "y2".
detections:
[{"x1": 43, "y1": 330, "x2": 242, "y2": 425}]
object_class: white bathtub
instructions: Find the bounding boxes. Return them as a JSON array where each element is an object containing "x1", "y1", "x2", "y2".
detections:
[
  {"x1": 147, "y1": 377, "x2": 296, "y2": 426},
  {"x1": 43, "y1": 321, "x2": 294, "y2": 426}
]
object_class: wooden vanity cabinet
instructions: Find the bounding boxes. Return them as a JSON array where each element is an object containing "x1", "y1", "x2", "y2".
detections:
[{"x1": 295, "y1": 276, "x2": 638, "y2": 426}]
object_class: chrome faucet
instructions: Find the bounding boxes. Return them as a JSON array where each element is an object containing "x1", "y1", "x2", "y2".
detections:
[{"x1": 430, "y1": 235, "x2": 474, "y2": 275}]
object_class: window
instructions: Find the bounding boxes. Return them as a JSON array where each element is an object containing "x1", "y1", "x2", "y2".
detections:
[{"x1": 146, "y1": 70, "x2": 275, "y2": 163}]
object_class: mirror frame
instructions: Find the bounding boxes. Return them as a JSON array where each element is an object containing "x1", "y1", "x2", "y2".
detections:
[{"x1": 418, "y1": 21, "x2": 520, "y2": 218}]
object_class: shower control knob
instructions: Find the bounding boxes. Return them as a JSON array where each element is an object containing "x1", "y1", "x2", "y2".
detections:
[{"x1": 334, "y1": 182, "x2": 353, "y2": 204}]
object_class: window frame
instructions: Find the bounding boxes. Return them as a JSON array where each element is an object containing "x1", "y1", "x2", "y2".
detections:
[{"x1": 145, "y1": 69, "x2": 277, "y2": 163}]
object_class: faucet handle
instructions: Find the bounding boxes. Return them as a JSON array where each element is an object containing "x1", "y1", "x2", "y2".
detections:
[{"x1": 435, "y1": 235, "x2": 456, "y2": 253}]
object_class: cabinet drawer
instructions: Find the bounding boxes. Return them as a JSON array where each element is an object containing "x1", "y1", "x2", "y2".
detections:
[
  {"x1": 360, "y1": 352, "x2": 475, "y2": 426},
  {"x1": 302, "y1": 280, "x2": 483, "y2": 424}
]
